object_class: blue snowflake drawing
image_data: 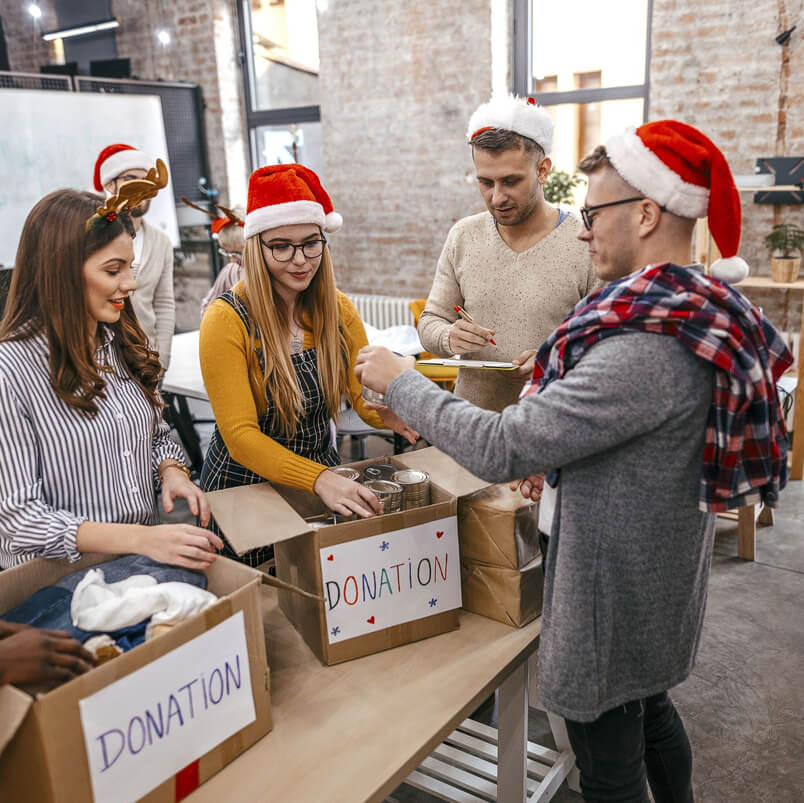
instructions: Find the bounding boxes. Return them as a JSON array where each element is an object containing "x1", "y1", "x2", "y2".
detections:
[
  {"x1": 331, "y1": 626, "x2": 340, "y2": 636},
  {"x1": 380, "y1": 540, "x2": 390, "y2": 551},
  {"x1": 428, "y1": 598, "x2": 438, "y2": 607}
]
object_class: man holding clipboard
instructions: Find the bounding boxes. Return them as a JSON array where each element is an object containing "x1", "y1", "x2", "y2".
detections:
[{"x1": 417, "y1": 94, "x2": 600, "y2": 411}]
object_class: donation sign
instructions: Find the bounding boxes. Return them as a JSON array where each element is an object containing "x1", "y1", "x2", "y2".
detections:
[
  {"x1": 320, "y1": 515, "x2": 461, "y2": 643},
  {"x1": 79, "y1": 611, "x2": 255, "y2": 803}
]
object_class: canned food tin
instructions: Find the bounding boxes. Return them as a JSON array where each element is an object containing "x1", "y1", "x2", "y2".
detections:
[
  {"x1": 330, "y1": 466, "x2": 360, "y2": 482},
  {"x1": 362, "y1": 479, "x2": 403, "y2": 514},
  {"x1": 361, "y1": 386, "x2": 386, "y2": 405},
  {"x1": 363, "y1": 462, "x2": 398, "y2": 482},
  {"x1": 391, "y1": 469, "x2": 431, "y2": 510}
]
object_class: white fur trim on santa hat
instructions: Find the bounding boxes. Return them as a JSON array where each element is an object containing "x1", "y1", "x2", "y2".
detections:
[
  {"x1": 99, "y1": 150, "x2": 153, "y2": 189},
  {"x1": 467, "y1": 95, "x2": 553, "y2": 154},
  {"x1": 244, "y1": 200, "x2": 327, "y2": 239},
  {"x1": 709, "y1": 256, "x2": 750, "y2": 284},
  {"x1": 605, "y1": 127, "x2": 710, "y2": 219}
]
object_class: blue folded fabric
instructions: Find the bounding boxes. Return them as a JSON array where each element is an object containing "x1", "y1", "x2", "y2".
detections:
[
  {"x1": 53, "y1": 554, "x2": 207, "y2": 592},
  {"x1": 1, "y1": 556, "x2": 208, "y2": 651},
  {"x1": 1, "y1": 586, "x2": 149, "y2": 649}
]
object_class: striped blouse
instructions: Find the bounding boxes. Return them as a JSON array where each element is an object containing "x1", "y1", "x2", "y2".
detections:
[{"x1": 0, "y1": 327, "x2": 185, "y2": 568}]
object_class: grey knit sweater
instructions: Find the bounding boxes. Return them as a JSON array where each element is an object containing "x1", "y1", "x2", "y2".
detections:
[{"x1": 387, "y1": 331, "x2": 716, "y2": 722}]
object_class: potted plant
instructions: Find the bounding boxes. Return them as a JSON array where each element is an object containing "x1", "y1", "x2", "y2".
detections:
[
  {"x1": 543, "y1": 169, "x2": 584, "y2": 205},
  {"x1": 764, "y1": 223, "x2": 804, "y2": 283}
]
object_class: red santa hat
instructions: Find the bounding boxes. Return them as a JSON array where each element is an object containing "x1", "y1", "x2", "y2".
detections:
[
  {"x1": 211, "y1": 217, "x2": 239, "y2": 235},
  {"x1": 467, "y1": 94, "x2": 553, "y2": 154},
  {"x1": 93, "y1": 143, "x2": 154, "y2": 192},
  {"x1": 244, "y1": 163, "x2": 342, "y2": 239},
  {"x1": 605, "y1": 120, "x2": 749, "y2": 284}
]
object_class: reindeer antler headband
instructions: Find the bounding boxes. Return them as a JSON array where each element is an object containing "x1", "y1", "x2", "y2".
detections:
[
  {"x1": 85, "y1": 159, "x2": 169, "y2": 231},
  {"x1": 180, "y1": 197, "x2": 244, "y2": 232}
]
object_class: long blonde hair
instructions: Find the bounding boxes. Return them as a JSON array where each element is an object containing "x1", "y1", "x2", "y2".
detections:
[{"x1": 241, "y1": 234, "x2": 350, "y2": 438}]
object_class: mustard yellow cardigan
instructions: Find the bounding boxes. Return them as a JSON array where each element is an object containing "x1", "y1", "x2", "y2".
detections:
[{"x1": 199, "y1": 284, "x2": 384, "y2": 492}]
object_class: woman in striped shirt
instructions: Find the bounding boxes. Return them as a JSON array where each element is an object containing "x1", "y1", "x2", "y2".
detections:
[{"x1": 0, "y1": 189, "x2": 222, "y2": 570}]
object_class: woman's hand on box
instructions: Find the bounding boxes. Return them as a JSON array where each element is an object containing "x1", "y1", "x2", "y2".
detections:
[
  {"x1": 160, "y1": 467, "x2": 212, "y2": 528},
  {"x1": 0, "y1": 627, "x2": 96, "y2": 686},
  {"x1": 354, "y1": 346, "x2": 414, "y2": 394},
  {"x1": 314, "y1": 470, "x2": 383, "y2": 518},
  {"x1": 137, "y1": 524, "x2": 224, "y2": 570},
  {"x1": 510, "y1": 474, "x2": 545, "y2": 502}
]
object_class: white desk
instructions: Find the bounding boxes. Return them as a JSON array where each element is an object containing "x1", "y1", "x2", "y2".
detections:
[{"x1": 163, "y1": 330, "x2": 206, "y2": 401}]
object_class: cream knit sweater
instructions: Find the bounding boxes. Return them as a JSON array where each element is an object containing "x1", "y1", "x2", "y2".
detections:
[{"x1": 418, "y1": 211, "x2": 601, "y2": 411}]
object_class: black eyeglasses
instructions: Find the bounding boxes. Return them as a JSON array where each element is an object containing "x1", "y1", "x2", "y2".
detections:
[
  {"x1": 259, "y1": 236, "x2": 327, "y2": 262},
  {"x1": 580, "y1": 197, "x2": 665, "y2": 231}
]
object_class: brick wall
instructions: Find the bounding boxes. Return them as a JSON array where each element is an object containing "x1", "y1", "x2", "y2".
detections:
[
  {"x1": 2, "y1": 0, "x2": 59, "y2": 74},
  {"x1": 316, "y1": 0, "x2": 496, "y2": 299},
  {"x1": 112, "y1": 0, "x2": 248, "y2": 205},
  {"x1": 650, "y1": 0, "x2": 804, "y2": 333}
]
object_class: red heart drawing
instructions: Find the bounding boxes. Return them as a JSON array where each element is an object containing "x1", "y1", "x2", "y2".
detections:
[
  {"x1": 327, "y1": 554, "x2": 334, "y2": 561},
  {"x1": 367, "y1": 616, "x2": 375, "y2": 624},
  {"x1": 436, "y1": 531, "x2": 444, "y2": 538}
]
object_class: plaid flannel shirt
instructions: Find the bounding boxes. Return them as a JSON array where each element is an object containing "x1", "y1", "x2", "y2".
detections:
[{"x1": 526, "y1": 263, "x2": 794, "y2": 512}]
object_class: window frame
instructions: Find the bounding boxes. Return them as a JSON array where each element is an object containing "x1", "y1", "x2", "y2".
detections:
[
  {"x1": 513, "y1": 0, "x2": 654, "y2": 120},
  {"x1": 235, "y1": 0, "x2": 322, "y2": 171}
]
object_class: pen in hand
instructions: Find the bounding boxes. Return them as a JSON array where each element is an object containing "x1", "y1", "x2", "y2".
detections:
[{"x1": 454, "y1": 306, "x2": 497, "y2": 346}]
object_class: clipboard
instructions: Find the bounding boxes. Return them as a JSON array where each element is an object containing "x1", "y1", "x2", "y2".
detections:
[{"x1": 416, "y1": 358, "x2": 517, "y2": 371}]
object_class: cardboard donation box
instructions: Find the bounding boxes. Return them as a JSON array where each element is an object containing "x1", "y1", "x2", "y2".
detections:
[
  {"x1": 208, "y1": 449, "x2": 472, "y2": 665},
  {"x1": 0, "y1": 554, "x2": 272, "y2": 803},
  {"x1": 461, "y1": 556, "x2": 544, "y2": 628},
  {"x1": 394, "y1": 451, "x2": 545, "y2": 628},
  {"x1": 457, "y1": 483, "x2": 541, "y2": 569}
]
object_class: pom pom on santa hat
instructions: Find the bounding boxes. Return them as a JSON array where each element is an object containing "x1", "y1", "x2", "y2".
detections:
[
  {"x1": 93, "y1": 143, "x2": 154, "y2": 192},
  {"x1": 244, "y1": 163, "x2": 342, "y2": 240},
  {"x1": 605, "y1": 120, "x2": 749, "y2": 284},
  {"x1": 467, "y1": 94, "x2": 554, "y2": 154}
]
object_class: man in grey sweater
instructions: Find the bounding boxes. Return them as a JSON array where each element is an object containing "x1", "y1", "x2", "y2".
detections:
[{"x1": 356, "y1": 121, "x2": 790, "y2": 802}]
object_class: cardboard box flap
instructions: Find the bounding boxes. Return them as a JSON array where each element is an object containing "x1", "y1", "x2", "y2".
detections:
[
  {"x1": 395, "y1": 447, "x2": 489, "y2": 498},
  {"x1": 0, "y1": 685, "x2": 33, "y2": 756},
  {"x1": 207, "y1": 483, "x2": 311, "y2": 555},
  {"x1": 463, "y1": 482, "x2": 535, "y2": 514}
]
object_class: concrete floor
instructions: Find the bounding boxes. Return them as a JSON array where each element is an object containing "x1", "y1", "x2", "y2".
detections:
[{"x1": 166, "y1": 419, "x2": 804, "y2": 802}]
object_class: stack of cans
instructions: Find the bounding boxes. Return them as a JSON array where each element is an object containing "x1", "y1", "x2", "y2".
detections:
[
  {"x1": 363, "y1": 462, "x2": 398, "y2": 482},
  {"x1": 391, "y1": 469, "x2": 431, "y2": 510},
  {"x1": 363, "y1": 479, "x2": 403, "y2": 514},
  {"x1": 330, "y1": 466, "x2": 360, "y2": 482}
]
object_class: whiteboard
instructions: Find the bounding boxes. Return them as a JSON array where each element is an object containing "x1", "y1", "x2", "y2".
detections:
[{"x1": 0, "y1": 89, "x2": 181, "y2": 267}]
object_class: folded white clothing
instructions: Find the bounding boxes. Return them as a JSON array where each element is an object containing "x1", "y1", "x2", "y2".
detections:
[{"x1": 71, "y1": 568, "x2": 217, "y2": 633}]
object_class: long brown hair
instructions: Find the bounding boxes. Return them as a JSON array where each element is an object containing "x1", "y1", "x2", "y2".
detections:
[
  {"x1": 0, "y1": 189, "x2": 163, "y2": 416},
  {"x1": 241, "y1": 234, "x2": 350, "y2": 438}
]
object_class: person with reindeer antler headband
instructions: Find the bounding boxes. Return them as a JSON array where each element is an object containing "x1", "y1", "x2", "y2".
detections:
[
  {"x1": 0, "y1": 176, "x2": 223, "y2": 570},
  {"x1": 181, "y1": 197, "x2": 247, "y2": 315},
  {"x1": 93, "y1": 144, "x2": 176, "y2": 369}
]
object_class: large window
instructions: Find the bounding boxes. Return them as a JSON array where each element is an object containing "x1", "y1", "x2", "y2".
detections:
[
  {"x1": 514, "y1": 0, "x2": 652, "y2": 179},
  {"x1": 238, "y1": 0, "x2": 324, "y2": 174}
]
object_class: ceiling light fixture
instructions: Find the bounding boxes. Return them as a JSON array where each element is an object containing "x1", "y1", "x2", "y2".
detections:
[
  {"x1": 28, "y1": 3, "x2": 42, "y2": 19},
  {"x1": 156, "y1": 28, "x2": 171, "y2": 45},
  {"x1": 41, "y1": 18, "x2": 120, "y2": 41}
]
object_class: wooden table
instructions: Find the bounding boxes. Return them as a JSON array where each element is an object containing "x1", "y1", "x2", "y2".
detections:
[
  {"x1": 186, "y1": 587, "x2": 575, "y2": 802},
  {"x1": 737, "y1": 276, "x2": 804, "y2": 481}
]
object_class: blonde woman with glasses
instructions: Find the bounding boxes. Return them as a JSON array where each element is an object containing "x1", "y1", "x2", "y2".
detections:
[{"x1": 199, "y1": 165, "x2": 417, "y2": 566}]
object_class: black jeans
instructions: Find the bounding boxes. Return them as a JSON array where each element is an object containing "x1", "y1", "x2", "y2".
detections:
[{"x1": 565, "y1": 692, "x2": 694, "y2": 803}]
